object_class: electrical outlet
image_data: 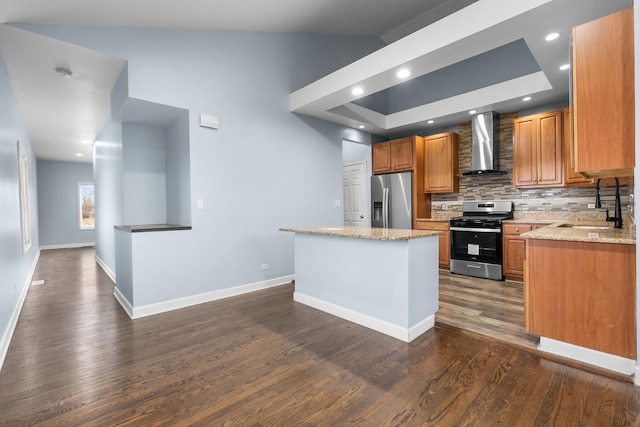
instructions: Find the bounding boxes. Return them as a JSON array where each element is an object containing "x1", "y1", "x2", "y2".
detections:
[
  {"x1": 261, "y1": 264, "x2": 270, "y2": 270},
  {"x1": 335, "y1": 200, "x2": 341, "y2": 207},
  {"x1": 587, "y1": 203, "x2": 595, "y2": 209},
  {"x1": 441, "y1": 204, "x2": 448, "y2": 211}
]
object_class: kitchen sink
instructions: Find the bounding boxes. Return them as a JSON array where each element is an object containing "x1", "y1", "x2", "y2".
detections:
[{"x1": 557, "y1": 224, "x2": 610, "y2": 230}]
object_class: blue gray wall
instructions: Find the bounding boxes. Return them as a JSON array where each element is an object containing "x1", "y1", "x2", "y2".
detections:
[
  {"x1": 0, "y1": 56, "x2": 40, "y2": 365},
  {"x1": 22, "y1": 25, "x2": 382, "y2": 305},
  {"x1": 122, "y1": 122, "x2": 167, "y2": 225},
  {"x1": 37, "y1": 160, "x2": 95, "y2": 247},
  {"x1": 93, "y1": 118, "x2": 124, "y2": 274}
]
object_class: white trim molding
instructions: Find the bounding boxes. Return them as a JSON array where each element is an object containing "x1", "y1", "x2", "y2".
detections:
[
  {"x1": 115, "y1": 275, "x2": 294, "y2": 320},
  {"x1": 0, "y1": 249, "x2": 40, "y2": 372},
  {"x1": 41, "y1": 242, "x2": 95, "y2": 251},
  {"x1": 539, "y1": 337, "x2": 636, "y2": 376},
  {"x1": 95, "y1": 255, "x2": 115, "y2": 284},
  {"x1": 635, "y1": 366, "x2": 640, "y2": 387},
  {"x1": 113, "y1": 286, "x2": 133, "y2": 318},
  {"x1": 294, "y1": 291, "x2": 434, "y2": 343}
]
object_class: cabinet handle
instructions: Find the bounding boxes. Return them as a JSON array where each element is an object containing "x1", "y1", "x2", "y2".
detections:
[
  {"x1": 515, "y1": 228, "x2": 520, "y2": 232},
  {"x1": 431, "y1": 225, "x2": 434, "y2": 229}
]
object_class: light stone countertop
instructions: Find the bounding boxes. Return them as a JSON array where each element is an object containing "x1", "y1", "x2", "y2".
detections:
[
  {"x1": 417, "y1": 210, "x2": 636, "y2": 244},
  {"x1": 280, "y1": 226, "x2": 440, "y2": 241},
  {"x1": 521, "y1": 222, "x2": 635, "y2": 245}
]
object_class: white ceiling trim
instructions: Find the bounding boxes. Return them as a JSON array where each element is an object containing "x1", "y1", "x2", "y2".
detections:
[
  {"x1": 385, "y1": 72, "x2": 553, "y2": 129},
  {"x1": 289, "y1": 0, "x2": 552, "y2": 122}
]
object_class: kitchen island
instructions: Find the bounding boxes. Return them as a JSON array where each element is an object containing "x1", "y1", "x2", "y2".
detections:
[{"x1": 280, "y1": 226, "x2": 440, "y2": 342}]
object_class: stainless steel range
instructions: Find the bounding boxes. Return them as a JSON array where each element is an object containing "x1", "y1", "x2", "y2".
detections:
[{"x1": 449, "y1": 201, "x2": 513, "y2": 280}]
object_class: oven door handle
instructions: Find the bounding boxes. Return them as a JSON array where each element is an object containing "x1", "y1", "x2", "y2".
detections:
[{"x1": 450, "y1": 227, "x2": 501, "y2": 233}]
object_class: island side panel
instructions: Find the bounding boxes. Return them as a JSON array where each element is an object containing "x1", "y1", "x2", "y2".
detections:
[
  {"x1": 408, "y1": 237, "x2": 439, "y2": 327},
  {"x1": 293, "y1": 233, "x2": 439, "y2": 339}
]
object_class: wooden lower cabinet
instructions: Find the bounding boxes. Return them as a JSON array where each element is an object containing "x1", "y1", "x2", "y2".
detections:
[
  {"x1": 525, "y1": 239, "x2": 636, "y2": 359},
  {"x1": 416, "y1": 221, "x2": 450, "y2": 269},
  {"x1": 502, "y1": 223, "x2": 542, "y2": 281}
]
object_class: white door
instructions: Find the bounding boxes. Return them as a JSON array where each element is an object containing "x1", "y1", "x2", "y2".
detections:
[{"x1": 342, "y1": 161, "x2": 368, "y2": 227}]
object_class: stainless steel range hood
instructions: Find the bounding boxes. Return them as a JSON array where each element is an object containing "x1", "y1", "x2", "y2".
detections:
[{"x1": 462, "y1": 111, "x2": 506, "y2": 176}]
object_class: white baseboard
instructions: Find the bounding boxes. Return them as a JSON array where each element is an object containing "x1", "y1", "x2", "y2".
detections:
[
  {"x1": 113, "y1": 286, "x2": 133, "y2": 318},
  {"x1": 41, "y1": 242, "x2": 95, "y2": 250},
  {"x1": 0, "y1": 249, "x2": 40, "y2": 373},
  {"x1": 116, "y1": 274, "x2": 294, "y2": 320},
  {"x1": 539, "y1": 337, "x2": 636, "y2": 376},
  {"x1": 95, "y1": 255, "x2": 115, "y2": 284},
  {"x1": 293, "y1": 292, "x2": 434, "y2": 343}
]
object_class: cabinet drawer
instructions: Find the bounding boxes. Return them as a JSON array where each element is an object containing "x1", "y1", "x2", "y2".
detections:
[
  {"x1": 503, "y1": 224, "x2": 534, "y2": 235},
  {"x1": 416, "y1": 221, "x2": 449, "y2": 232}
]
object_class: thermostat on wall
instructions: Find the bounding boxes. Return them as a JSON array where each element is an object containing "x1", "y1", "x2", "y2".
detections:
[{"x1": 200, "y1": 113, "x2": 219, "y2": 130}]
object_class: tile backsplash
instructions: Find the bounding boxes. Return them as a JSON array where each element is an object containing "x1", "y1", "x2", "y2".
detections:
[{"x1": 431, "y1": 111, "x2": 632, "y2": 215}]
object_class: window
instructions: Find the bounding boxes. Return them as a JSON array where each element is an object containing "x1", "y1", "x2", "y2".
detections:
[
  {"x1": 78, "y1": 182, "x2": 95, "y2": 230},
  {"x1": 18, "y1": 142, "x2": 31, "y2": 253}
]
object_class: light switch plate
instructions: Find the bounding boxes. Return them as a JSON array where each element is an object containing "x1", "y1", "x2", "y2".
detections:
[
  {"x1": 196, "y1": 199, "x2": 204, "y2": 210},
  {"x1": 335, "y1": 200, "x2": 341, "y2": 207}
]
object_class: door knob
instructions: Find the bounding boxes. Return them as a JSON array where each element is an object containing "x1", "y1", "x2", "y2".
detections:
[{"x1": 360, "y1": 215, "x2": 364, "y2": 219}]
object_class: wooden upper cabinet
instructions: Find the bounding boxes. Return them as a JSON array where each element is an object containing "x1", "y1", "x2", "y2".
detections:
[
  {"x1": 372, "y1": 142, "x2": 392, "y2": 173},
  {"x1": 372, "y1": 137, "x2": 417, "y2": 174},
  {"x1": 390, "y1": 137, "x2": 414, "y2": 171},
  {"x1": 513, "y1": 111, "x2": 563, "y2": 188},
  {"x1": 563, "y1": 107, "x2": 593, "y2": 186},
  {"x1": 572, "y1": 7, "x2": 635, "y2": 178},
  {"x1": 424, "y1": 132, "x2": 459, "y2": 193}
]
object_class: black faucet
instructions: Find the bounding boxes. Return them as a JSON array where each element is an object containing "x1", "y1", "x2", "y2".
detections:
[
  {"x1": 605, "y1": 177, "x2": 623, "y2": 229},
  {"x1": 595, "y1": 179, "x2": 602, "y2": 208}
]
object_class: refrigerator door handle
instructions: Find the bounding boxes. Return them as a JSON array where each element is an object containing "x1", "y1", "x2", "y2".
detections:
[{"x1": 383, "y1": 188, "x2": 389, "y2": 228}]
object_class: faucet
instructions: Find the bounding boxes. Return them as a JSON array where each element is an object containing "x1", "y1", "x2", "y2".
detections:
[
  {"x1": 605, "y1": 177, "x2": 623, "y2": 229},
  {"x1": 595, "y1": 179, "x2": 602, "y2": 208}
]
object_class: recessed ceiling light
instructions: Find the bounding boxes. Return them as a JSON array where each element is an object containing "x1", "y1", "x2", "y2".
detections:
[
  {"x1": 523, "y1": 96, "x2": 532, "y2": 102},
  {"x1": 545, "y1": 32, "x2": 560, "y2": 41},
  {"x1": 396, "y1": 68, "x2": 411, "y2": 79},
  {"x1": 559, "y1": 64, "x2": 571, "y2": 71},
  {"x1": 352, "y1": 87, "x2": 364, "y2": 96},
  {"x1": 469, "y1": 110, "x2": 477, "y2": 115},
  {"x1": 427, "y1": 120, "x2": 434, "y2": 124},
  {"x1": 358, "y1": 125, "x2": 365, "y2": 129},
  {"x1": 55, "y1": 67, "x2": 73, "y2": 78},
  {"x1": 75, "y1": 153, "x2": 83, "y2": 157}
]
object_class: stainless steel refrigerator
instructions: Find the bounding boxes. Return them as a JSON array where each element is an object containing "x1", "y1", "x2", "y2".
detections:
[{"x1": 371, "y1": 172, "x2": 413, "y2": 229}]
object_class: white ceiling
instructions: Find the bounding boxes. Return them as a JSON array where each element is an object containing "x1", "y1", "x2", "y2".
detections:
[{"x1": 0, "y1": 0, "x2": 634, "y2": 163}]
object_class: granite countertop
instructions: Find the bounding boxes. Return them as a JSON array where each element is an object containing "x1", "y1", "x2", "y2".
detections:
[
  {"x1": 521, "y1": 222, "x2": 635, "y2": 245},
  {"x1": 114, "y1": 224, "x2": 192, "y2": 233},
  {"x1": 280, "y1": 226, "x2": 439, "y2": 241}
]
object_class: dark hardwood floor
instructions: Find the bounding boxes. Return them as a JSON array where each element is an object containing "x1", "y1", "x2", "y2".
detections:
[
  {"x1": 436, "y1": 270, "x2": 540, "y2": 350},
  {"x1": 1, "y1": 247, "x2": 639, "y2": 426}
]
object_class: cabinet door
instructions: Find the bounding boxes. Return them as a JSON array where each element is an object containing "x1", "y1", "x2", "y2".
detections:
[
  {"x1": 372, "y1": 142, "x2": 391, "y2": 174},
  {"x1": 503, "y1": 236, "x2": 526, "y2": 279},
  {"x1": 415, "y1": 221, "x2": 449, "y2": 269},
  {"x1": 439, "y1": 231, "x2": 450, "y2": 269},
  {"x1": 513, "y1": 117, "x2": 538, "y2": 187},
  {"x1": 573, "y1": 8, "x2": 635, "y2": 176},
  {"x1": 390, "y1": 138, "x2": 414, "y2": 172},
  {"x1": 502, "y1": 224, "x2": 534, "y2": 280},
  {"x1": 527, "y1": 240, "x2": 636, "y2": 359},
  {"x1": 424, "y1": 132, "x2": 459, "y2": 193},
  {"x1": 563, "y1": 107, "x2": 593, "y2": 186},
  {"x1": 537, "y1": 111, "x2": 563, "y2": 187}
]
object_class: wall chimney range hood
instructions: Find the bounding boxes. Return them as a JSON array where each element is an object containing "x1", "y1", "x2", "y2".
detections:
[{"x1": 462, "y1": 111, "x2": 506, "y2": 176}]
